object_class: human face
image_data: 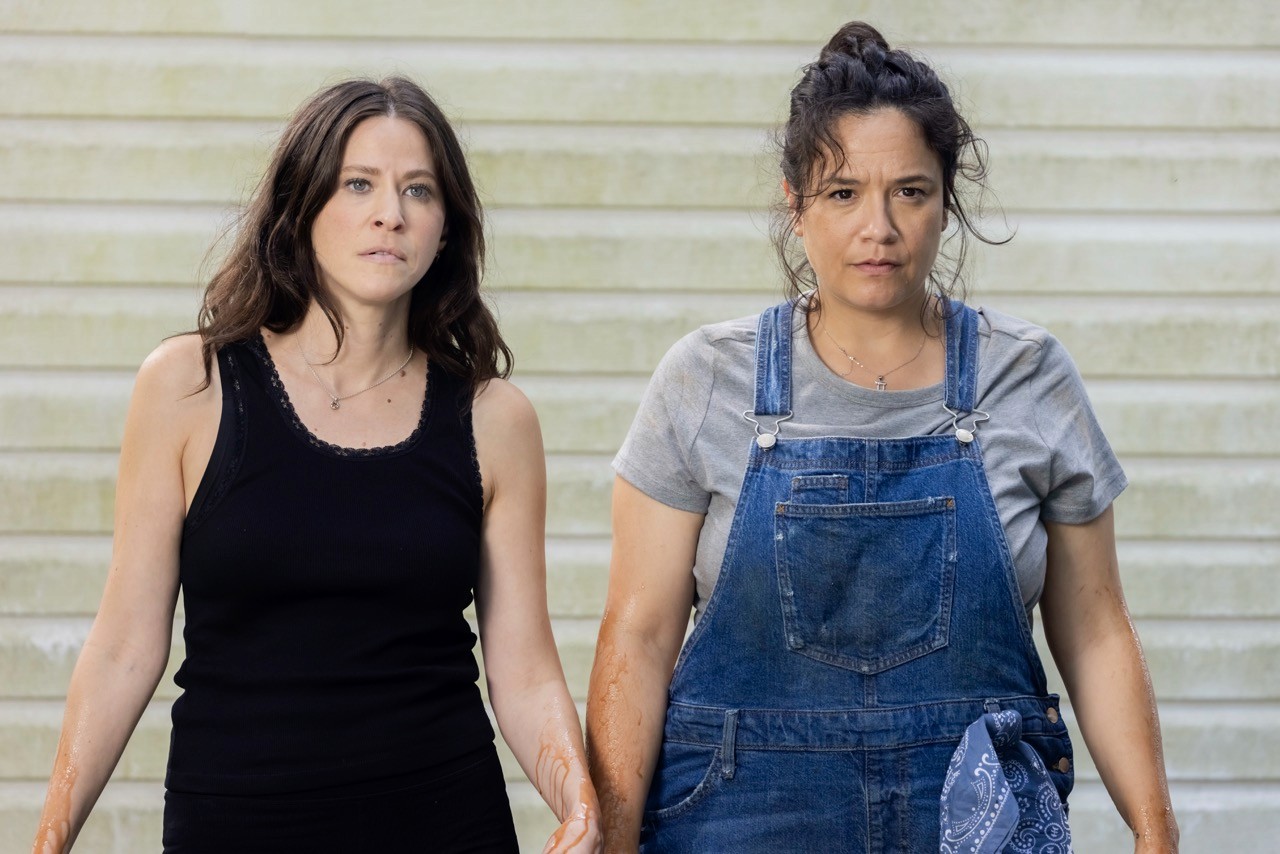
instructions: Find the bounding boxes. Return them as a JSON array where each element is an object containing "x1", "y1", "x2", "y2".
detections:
[
  {"x1": 790, "y1": 109, "x2": 946, "y2": 316},
  {"x1": 311, "y1": 116, "x2": 446, "y2": 312}
]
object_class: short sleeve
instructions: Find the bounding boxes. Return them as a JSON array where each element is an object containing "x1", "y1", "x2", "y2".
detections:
[
  {"x1": 612, "y1": 329, "x2": 717, "y2": 513},
  {"x1": 1031, "y1": 335, "x2": 1128, "y2": 524}
]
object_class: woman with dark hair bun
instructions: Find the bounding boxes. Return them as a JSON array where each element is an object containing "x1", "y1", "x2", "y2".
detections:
[
  {"x1": 32, "y1": 77, "x2": 601, "y2": 853},
  {"x1": 589, "y1": 22, "x2": 1176, "y2": 853}
]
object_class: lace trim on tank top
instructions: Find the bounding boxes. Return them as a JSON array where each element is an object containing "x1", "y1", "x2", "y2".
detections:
[
  {"x1": 183, "y1": 345, "x2": 248, "y2": 535},
  {"x1": 248, "y1": 333, "x2": 431, "y2": 459},
  {"x1": 463, "y1": 405, "x2": 484, "y2": 511}
]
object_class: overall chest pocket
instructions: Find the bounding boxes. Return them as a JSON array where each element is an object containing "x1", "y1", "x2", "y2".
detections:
[{"x1": 774, "y1": 494, "x2": 957, "y2": 674}]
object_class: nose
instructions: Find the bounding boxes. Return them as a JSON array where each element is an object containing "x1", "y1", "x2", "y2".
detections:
[
  {"x1": 859, "y1": 194, "x2": 898, "y2": 243},
  {"x1": 371, "y1": 188, "x2": 405, "y2": 231}
]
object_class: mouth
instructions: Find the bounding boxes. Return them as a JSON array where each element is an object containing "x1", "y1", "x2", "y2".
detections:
[
  {"x1": 854, "y1": 259, "x2": 900, "y2": 274},
  {"x1": 361, "y1": 248, "x2": 406, "y2": 262}
]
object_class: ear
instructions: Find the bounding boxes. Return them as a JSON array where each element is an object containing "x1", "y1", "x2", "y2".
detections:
[{"x1": 783, "y1": 179, "x2": 804, "y2": 237}]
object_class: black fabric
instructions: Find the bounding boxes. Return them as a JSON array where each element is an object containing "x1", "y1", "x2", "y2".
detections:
[
  {"x1": 162, "y1": 744, "x2": 519, "y2": 852},
  {"x1": 168, "y1": 336, "x2": 495, "y2": 798}
]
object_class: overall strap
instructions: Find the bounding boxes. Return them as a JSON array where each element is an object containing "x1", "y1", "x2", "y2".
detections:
[
  {"x1": 943, "y1": 298, "x2": 980, "y2": 413},
  {"x1": 752, "y1": 300, "x2": 795, "y2": 417}
]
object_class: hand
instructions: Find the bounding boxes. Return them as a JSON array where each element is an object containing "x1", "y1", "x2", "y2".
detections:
[{"x1": 542, "y1": 802, "x2": 603, "y2": 854}]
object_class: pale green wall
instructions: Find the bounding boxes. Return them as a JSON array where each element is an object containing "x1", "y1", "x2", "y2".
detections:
[{"x1": 1, "y1": 1, "x2": 1278, "y2": 850}]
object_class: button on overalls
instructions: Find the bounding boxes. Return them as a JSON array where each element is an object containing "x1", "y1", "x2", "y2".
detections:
[{"x1": 640, "y1": 300, "x2": 1074, "y2": 853}]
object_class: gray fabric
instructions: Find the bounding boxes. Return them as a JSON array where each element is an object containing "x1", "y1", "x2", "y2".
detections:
[{"x1": 613, "y1": 305, "x2": 1127, "y2": 623}]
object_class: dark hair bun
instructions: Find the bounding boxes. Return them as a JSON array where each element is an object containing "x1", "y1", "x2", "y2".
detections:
[{"x1": 819, "y1": 21, "x2": 890, "y2": 64}]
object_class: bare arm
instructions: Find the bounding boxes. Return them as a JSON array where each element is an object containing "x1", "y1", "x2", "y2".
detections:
[
  {"x1": 32, "y1": 336, "x2": 216, "y2": 853},
  {"x1": 586, "y1": 477, "x2": 703, "y2": 853},
  {"x1": 1040, "y1": 505, "x2": 1178, "y2": 853},
  {"x1": 472, "y1": 380, "x2": 601, "y2": 853}
]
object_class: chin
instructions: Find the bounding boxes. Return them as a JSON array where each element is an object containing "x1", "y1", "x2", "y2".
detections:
[{"x1": 825, "y1": 285, "x2": 924, "y2": 314}]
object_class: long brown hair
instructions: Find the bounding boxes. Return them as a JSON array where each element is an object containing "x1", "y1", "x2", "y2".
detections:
[{"x1": 196, "y1": 77, "x2": 511, "y2": 395}]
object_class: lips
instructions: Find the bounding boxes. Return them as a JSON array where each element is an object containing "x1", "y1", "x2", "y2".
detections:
[
  {"x1": 854, "y1": 259, "x2": 900, "y2": 274},
  {"x1": 360, "y1": 247, "x2": 406, "y2": 262}
]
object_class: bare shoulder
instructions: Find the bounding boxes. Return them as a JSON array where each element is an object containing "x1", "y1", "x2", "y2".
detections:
[
  {"x1": 472, "y1": 377, "x2": 541, "y2": 441},
  {"x1": 127, "y1": 334, "x2": 221, "y2": 453},
  {"x1": 135, "y1": 334, "x2": 214, "y2": 400},
  {"x1": 471, "y1": 379, "x2": 544, "y2": 506}
]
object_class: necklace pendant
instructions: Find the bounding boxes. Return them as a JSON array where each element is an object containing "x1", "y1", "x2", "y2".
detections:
[
  {"x1": 875, "y1": 377, "x2": 887, "y2": 391},
  {"x1": 329, "y1": 398, "x2": 341, "y2": 411}
]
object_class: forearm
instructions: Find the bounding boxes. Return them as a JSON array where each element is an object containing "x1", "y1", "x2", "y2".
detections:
[
  {"x1": 33, "y1": 635, "x2": 168, "y2": 853},
  {"x1": 586, "y1": 625, "x2": 673, "y2": 852},
  {"x1": 491, "y1": 668, "x2": 596, "y2": 824},
  {"x1": 1055, "y1": 619, "x2": 1177, "y2": 850}
]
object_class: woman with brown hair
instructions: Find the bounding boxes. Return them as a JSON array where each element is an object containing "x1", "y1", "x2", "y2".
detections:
[
  {"x1": 587, "y1": 22, "x2": 1176, "y2": 854},
  {"x1": 33, "y1": 77, "x2": 600, "y2": 853}
]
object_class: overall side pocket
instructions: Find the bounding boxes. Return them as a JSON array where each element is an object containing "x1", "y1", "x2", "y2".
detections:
[{"x1": 642, "y1": 741, "x2": 725, "y2": 822}]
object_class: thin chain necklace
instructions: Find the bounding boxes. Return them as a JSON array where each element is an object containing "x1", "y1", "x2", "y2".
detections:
[
  {"x1": 821, "y1": 323, "x2": 927, "y2": 391},
  {"x1": 297, "y1": 339, "x2": 415, "y2": 410}
]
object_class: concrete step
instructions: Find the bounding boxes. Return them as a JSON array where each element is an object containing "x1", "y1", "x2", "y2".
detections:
[
  {"x1": 1088, "y1": 379, "x2": 1279, "y2": 457},
  {"x1": 1055, "y1": 701, "x2": 1280, "y2": 784},
  {"x1": 0, "y1": 698, "x2": 589, "y2": 788},
  {"x1": 1115, "y1": 541, "x2": 1280, "y2": 619},
  {"x1": 3, "y1": 449, "x2": 1279, "y2": 540},
  {"x1": 0, "y1": 776, "x2": 1277, "y2": 853},
  {"x1": 5, "y1": 205, "x2": 1277, "y2": 295},
  {"x1": 0, "y1": 371, "x2": 134, "y2": 451},
  {"x1": 2, "y1": 119, "x2": 1276, "y2": 213},
  {"x1": 0, "y1": 615, "x2": 601, "y2": 701},
  {"x1": 5, "y1": 369, "x2": 1278, "y2": 461},
  {"x1": 469, "y1": 453, "x2": 1280, "y2": 542},
  {"x1": 2, "y1": 535, "x2": 1275, "y2": 622},
  {"x1": 0, "y1": 778, "x2": 569, "y2": 853},
  {"x1": 4, "y1": 36, "x2": 1277, "y2": 130},
  {"x1": 5, "y1": 0, "x2": 1275, "y2": 45},
  {"x1": 4, "y1": 287, "x2": 1278, "y2": 379},
  {"x1": 2, "y1": 696, "x2": 1275, "y2": 785},
  {"x1": 1068, "y1": 781, "x2": 1280, "y2": 851},
  {"x1": 1037, "y1": 619, "x2": 1280, "y2": 701},
  {"x1": 0, "y1": 286, "x2": 199, "y2": 370},
  {"x1": 3, "y1": 614, "x2": 1277, "y2": 704},
  {"x1": 500, "y1": 292, "x2": 1280, "y2": 379},
  {"x1": 1116, "y1": 458, "x2": 1280, "y2": 540},
  {"x1": 0, "y1": 535, "x2": 608, "y2": 619},
  {"x1": 0, "y1": 617, "x2": 181, "y2": 701}
]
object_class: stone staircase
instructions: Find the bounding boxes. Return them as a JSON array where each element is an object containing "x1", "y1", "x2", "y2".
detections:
[{"x1": 2, "y1": 2, "x2": 1278, "y2": 850}]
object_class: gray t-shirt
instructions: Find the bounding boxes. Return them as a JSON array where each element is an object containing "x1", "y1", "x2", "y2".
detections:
[{"x1": 613, "y1": 305, "x2": 1127, "y2": 623}]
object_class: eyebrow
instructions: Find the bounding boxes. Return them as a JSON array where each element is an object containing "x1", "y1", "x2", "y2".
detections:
[
  {"x1": 824, "y1": 174, "x2": 938, "y2": 187},
  {"x1": 341, "y1": 164, "x2": 437, "y2": 182}
]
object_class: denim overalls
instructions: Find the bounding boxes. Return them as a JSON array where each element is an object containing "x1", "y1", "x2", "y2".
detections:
[{"x1": 640, "y1": 300, "x2": 1075, "y2": 853}]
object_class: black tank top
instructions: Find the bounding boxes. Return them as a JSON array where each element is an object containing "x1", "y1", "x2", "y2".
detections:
[{"x1": 167, "y1": 335, "x2": 494, "y2": 795}]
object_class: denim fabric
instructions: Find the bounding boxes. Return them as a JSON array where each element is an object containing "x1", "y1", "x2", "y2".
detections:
[{"x1": 641, "y1": 300, "x2": 1074, "y2": 853}]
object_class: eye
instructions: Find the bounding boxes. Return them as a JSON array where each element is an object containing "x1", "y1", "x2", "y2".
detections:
[
  {"x1": 404, "y1": 184, "x2": 433, "y2": 199},
  {"x1": 830, "y1": 188, "x2": 854, "y2": 201},
  {"x1": 344, "y1": 178, "x2": 371, "y2": 192},
  {"x1": 900, "y1": 187, "x2": 927, "y2": 199}
]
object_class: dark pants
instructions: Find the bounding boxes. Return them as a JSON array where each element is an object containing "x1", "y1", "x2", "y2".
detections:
[{"x1": 163, "y1": 745, "x2": 519, "y2": 853}]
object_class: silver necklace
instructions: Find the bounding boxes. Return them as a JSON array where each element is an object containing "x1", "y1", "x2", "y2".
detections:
[
  {"x1": 821, "y1": 324, "x2": 927, "y2": 391},
  {"x1": 297, "y1": 339, "x2": 415, "y2": 410}
]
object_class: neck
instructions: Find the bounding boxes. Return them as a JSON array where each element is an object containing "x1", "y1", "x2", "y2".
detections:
[
  {"x1": 809, "y1": 292, "x2": 936, "y2": 350},
  {"x1": 296, "y1": 300, "x2": 413, "y2": 369},
  {"x1": 807, "y1": 291, "x2": 943, "y2": 391}
]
